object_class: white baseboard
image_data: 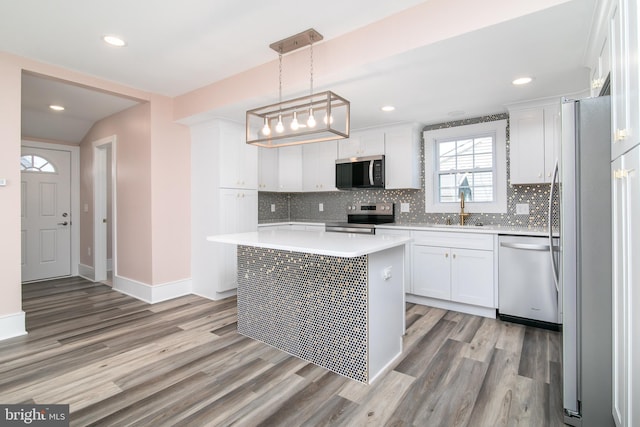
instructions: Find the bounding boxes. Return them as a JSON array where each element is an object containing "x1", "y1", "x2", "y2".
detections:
[
  {"x1": 113, "y1": 275, "x2": 192, "y2": 304},
  {"x1": 192, "y1": 288, "x2": 237, "y2": 301},
  {"x1": 78, "y1": 263, "x2": 95, "y2": 281},
  {"x1": 0, "y1": 311, "x2": 27, "y2": 341},
  {"x1": 406, "y1": 293, "x2": 497, "y2": 319}
]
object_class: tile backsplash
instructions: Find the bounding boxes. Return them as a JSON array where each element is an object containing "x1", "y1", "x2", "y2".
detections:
[{"x1": 259, "y1": 113, "x2": 559, "y2": 229}]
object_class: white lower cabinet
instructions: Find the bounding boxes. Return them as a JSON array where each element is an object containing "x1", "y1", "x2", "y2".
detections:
[
  {"x1": 412, "y1": 245, "x2": 450, "y2": 299},
  {"x1": 214, "y1": 189, "x2": 258, "y2": 293},
  {"x1": 450, "y1": 248, "x2": 494, "y2": 307},
  {"x1": 410, "y1": 230, "x2": 495, "y2": 314},
  {"x1": 412, "y1": 245, "x2": 493, "y2": 306}
]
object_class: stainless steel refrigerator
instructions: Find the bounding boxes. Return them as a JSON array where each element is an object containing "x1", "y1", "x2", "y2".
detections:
[{"x1": 556, "y1": 96, "x2": 613, "y2": 426}]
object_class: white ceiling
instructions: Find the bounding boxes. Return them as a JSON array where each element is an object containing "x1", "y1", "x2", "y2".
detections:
[{"x1": 2, "y1": 0, "x2": 597, "y2": 144}]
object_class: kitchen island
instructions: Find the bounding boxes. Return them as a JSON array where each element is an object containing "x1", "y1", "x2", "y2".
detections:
[{"x1": 208, "y1": 229, "x2": 411, "y2": 383}]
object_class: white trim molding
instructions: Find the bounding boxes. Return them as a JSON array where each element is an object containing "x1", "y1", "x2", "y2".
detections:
[
  {"x1": 113, "y1": 276, "x2": 192, "y2": 304},
  {"x1": 406, "y1": 293, "x2": 496, "y2": 319},
  {"x1": 78, "y1": 263, "x2": 95, "y2": 282},
  {"x1": 0, "y1": 311, "x2": 27, "y2": 341},
  {"x1": 192, "y1": 288, "x2": 237, "y2": 302}
]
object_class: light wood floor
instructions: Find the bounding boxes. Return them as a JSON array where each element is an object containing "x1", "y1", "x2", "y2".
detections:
[{"x1": 0, "y1": 277, "x2": 564, "y2": 426}]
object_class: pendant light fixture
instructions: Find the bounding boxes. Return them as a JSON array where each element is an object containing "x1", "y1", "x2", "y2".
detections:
[{"x1": 246, "y1": 29, "x2": 350, "y2": 148}]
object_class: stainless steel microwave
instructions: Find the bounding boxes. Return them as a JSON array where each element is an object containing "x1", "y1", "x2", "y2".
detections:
[{"x1": 335, "y1": 155, "x2": 385, "y2": 189}]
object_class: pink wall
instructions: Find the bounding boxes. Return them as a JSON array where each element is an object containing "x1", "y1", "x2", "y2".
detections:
[
  {"x1": 173, "y1": 0, "x2": 570, "y2": 122},
  {"x1": 79, "y1": 97, "x2": 191, "y2": 286},
  {"x1": 80, "y1": 103, "x2": 154, "y2": 284},
  {"x1": 149, "y1": 96, "x2": 191, "y2": 285},
  {"x1": 0, "y1": 50, "x2": 192, "y2": 323},
  {"x1": 0, "y1": 54, "x2": 23, "y2": 318}
]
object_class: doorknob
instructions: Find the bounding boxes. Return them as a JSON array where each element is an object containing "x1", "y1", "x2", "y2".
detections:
[{"x1": 58, "y1": 221, "x2": 69, "y2": 226}]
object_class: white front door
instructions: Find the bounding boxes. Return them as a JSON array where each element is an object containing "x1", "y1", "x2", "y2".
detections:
[{"x1": 21, "y1": 147, "x2": 72, "y2": 282}]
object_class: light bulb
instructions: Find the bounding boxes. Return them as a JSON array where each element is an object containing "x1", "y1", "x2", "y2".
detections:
[
  {"x1": 291, "y1": 111, "x2": 299, "y2": 130},
  {"x1": 261, "y1": 118, "x2": 271, "y2": 136},
  {"x1": 275, "y1": 115, "x2": 284, "y2": 133},
  {"x1": 323, "y1": 112, "x2": 334, "y2": 125},
  {"x1": 307, "y1": 108, "x2": 316, "y2": 128}
]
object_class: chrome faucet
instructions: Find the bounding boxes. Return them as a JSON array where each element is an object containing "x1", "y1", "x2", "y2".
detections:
[{"x1": 459, "y1": 192, "x2": 470, "y2": 226}]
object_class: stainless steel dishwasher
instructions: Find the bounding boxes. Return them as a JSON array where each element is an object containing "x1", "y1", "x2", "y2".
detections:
[{"x1": 498, "y1": 235, "x2": 560, "y2": 330}]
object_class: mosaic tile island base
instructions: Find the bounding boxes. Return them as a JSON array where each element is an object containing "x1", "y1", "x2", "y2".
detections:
[{"x1": 236, "y1": 243, "x2": 405, "y2": 384}]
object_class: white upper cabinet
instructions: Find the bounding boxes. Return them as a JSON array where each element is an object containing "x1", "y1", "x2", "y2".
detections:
[
  {"x1": 258, "y1": 147, "x2": 279, "y2": 192},
  {"x1": 338, "y1": 129, "x2": 385, "y2": 158},
  {"x1": 278, "y1": 145, "x2": 303, "y2": 192},
  {"x1": 303, "y1": 140, "x2": 338, "y2": 192},
  {"x1": 337, "y1": 123, "x2": 422, "y2": 190},
  {"x1": 508, "y1": 99, "x2": 560, "y2": 184},
  {"x1": 218, "y1": 120, "x2": 258, "y2": 189},
  {"x1": 258, "y1": 123, "x2": 423, "y2": 192},
  {"x1": 610, "y1": 0, "x2": 639, "y2": 159},
  {"x1": 591, "y1": 35, "x2": 611, "y2": 97},
  {"x1": 384, "y1": 123, "x2": 421, "y2": 190}
]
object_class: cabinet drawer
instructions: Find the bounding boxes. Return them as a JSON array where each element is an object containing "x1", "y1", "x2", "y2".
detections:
[{"x1": 411, "y1": 230, "x2": 493, "y2": 250}]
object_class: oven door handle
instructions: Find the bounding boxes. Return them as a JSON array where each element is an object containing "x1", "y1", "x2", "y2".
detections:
[{"x1": 325, "y1": 226, "x2": 375, "y2": 234}]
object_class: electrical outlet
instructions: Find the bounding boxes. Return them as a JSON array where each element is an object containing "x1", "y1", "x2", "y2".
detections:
[
  {"x1": 88, "y1": 247, "x2": 91, "y2": 256},
  {"x1": 401, "y1": 203, "x2": 410, "y2": 213},
  {"x1": 319, "y1": 203, "x2": 324, "y2": 212},
  {"x1": 516, "y1": 203, "x2": 530, "y2": 215},
  {"x1": 84, "y1": 203, "x2": 89, "y2": 213},
  {"x1": 270, "y1": 204, "x2": 275, "y2": 212}
]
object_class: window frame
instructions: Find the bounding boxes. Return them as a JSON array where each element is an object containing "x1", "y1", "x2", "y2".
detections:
[
  {"x1": 424, "y1": 119, "x2": 507, "y2": 214},
  {"x1": 20, "y1": 154, "x2": 58, "y2": 173}
]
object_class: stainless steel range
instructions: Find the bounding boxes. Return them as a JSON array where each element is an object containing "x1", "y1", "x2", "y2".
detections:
[{"x1": 325, "y1": 203, "x2": 394, "y2": 234}]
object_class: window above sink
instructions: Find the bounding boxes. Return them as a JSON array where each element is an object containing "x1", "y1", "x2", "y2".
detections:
[{"x1": 424, "y1": 119, "x2": 507, "y2": 214}]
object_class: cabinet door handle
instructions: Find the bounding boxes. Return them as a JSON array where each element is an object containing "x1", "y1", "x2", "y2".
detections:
[
  {"x1": 452, "y1": 253, "x2": 456, "y2": 259},
  {"x1": 614, "y1": 128, "x2": 628, "y2": 142},
  {"x1": 445, "y1": 253, "x2": 449, "y2": 258}
]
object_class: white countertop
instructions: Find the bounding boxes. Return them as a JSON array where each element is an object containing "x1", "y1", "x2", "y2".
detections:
[
  {"x1": 376, "y1": 223, "x2": 555, "y2": 237},
  {"x1": 258, "y1": 221, "x2": 555, "y2": 237},
  {"x1": 208, "y1": 229, "x2": 412, "y2": 257}
]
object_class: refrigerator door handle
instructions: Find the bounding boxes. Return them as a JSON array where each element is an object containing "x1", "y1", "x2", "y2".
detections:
[{"x1": 549, "y1": 160, "x2": 560, "y2": 292}]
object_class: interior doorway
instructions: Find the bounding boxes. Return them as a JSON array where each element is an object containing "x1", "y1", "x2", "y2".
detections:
[{"x1": 93, "y1": 136, "x2": 116, "y2": 285}]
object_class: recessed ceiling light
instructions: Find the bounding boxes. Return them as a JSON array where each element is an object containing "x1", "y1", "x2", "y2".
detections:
[
  {"x1": 381, "y1": 105, "x2": 395, "y2": 112},
  {"x1": 512, "y1": 77, "x2": 533, "y2": 85},
  {"x1": 103, "y1": 35, "x2": 126, "y2": 47},
  {"x1": 49, "y1": 105, "x2": 65, "y2": 111}
]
